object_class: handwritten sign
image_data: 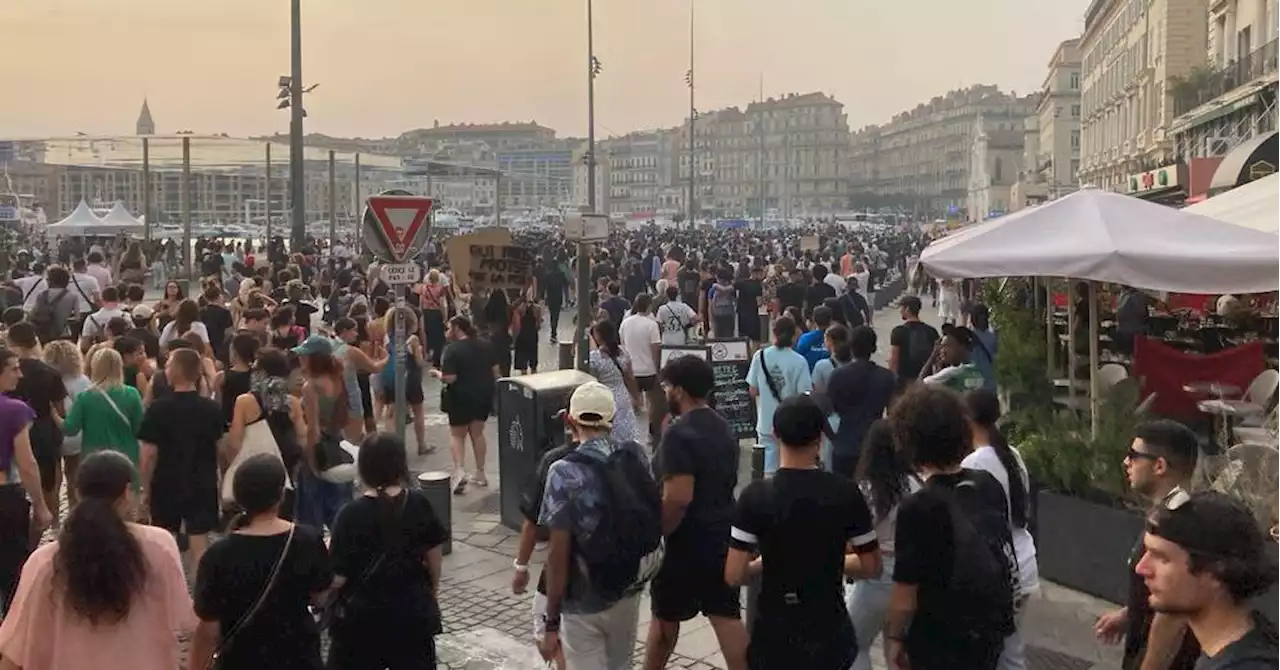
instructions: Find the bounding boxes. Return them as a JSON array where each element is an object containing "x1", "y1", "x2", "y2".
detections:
[
  {"x1": 467, "y1": 244, "x2": 533, "y2": 293},
  {"x1": 710, "y1": 358, "x2": 755, "y2": 439},
  {"x1": 800, "y1": 235, "x2": 820, "y2": 252},
  {"x1": 444, "y1": 228, "x2": 513, "y2": 289}
]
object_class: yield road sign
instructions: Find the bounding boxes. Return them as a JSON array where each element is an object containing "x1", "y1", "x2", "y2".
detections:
[{"x1": 363, "y1": 191, "x2": 434, "y2": 262}]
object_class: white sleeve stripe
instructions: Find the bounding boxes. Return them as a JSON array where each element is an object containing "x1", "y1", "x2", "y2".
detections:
[
  {"x1": 850, "y1": 530, "x2": 878, "y2": 547},
  {"x1": 730, "y1": 526, "x2": 758, "y2": 544}
]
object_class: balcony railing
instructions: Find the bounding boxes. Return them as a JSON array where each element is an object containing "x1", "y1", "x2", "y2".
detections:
[{"x1": 1172, "y1": 39, "x2": 1279, "y2": 117}]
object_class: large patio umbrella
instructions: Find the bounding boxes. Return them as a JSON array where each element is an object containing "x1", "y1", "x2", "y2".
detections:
[{"x1": 919, "y1": 187, "x2": 1279, "y2": 437}]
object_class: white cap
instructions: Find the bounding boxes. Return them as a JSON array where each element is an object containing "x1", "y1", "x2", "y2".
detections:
[{"x1": 568, "y1": 381, "x2": 616, "y2": 428}]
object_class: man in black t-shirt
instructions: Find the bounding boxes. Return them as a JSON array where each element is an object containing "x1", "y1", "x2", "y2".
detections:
[
  {"x1": 139, "y1": 348, "x2": 225, "y2": 573},
  {"x1": 645, "y1": 356, "x2": 747, "y2": 670},
  {"x1": 888, "y1": 295, "x2": 939, "y2": 386},
  {"x1": 776, "y1": 267, "x2": 807, "y2": 317},
  {"x1": 733, "y1": 266, "x2": 764, "y2": 344},
  {"x1": 727, "y1": 395, "x2": 881, "y2": 670},
  {"x1": 804, "y1": 265, "x2": 837, "y2": 320}
]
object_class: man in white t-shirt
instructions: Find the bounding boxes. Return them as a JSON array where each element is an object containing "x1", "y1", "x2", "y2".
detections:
[
  {"x1": 80, "y1": 285, "x2": 130, "y2": 350},
  {"x1": 619, "y1": 293, "x2": 665, "y2": 442},
  {"x1": 655, "y1": 285, "x2": 698, "y2": 345}
]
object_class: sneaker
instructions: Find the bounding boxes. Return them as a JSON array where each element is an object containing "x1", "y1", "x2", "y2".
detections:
[
  {"x1": 417, "y1": 443, "x2": 437, "y2": 456},
  {"x1": 452, "y1": 471, "x2": 468, "y2": 495},
  {"x1": 472, "y1": 473, "x2": 489, "y2": 487}
]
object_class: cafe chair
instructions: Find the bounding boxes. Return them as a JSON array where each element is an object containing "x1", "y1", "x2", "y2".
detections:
[{"x1": 1234, "y1": 369, "x2": 1279, "y2": 427}]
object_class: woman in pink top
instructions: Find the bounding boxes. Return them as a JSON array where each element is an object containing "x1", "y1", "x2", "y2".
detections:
[{"x1": 0, "y1": 451, "x2": 196, "y2": 670}]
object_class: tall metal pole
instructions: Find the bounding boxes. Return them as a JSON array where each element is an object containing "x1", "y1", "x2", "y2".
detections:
[
  {"x1": 289, "y1": 0, "x2": 306, "y2": 251},
  {"x1": 181, "y1": 137, "x2": 192, "y2": 292},
  {"x1": 686, "y1": 0, "x2": 696, "y2": 226},
  {"x1": 327, "y1": 150, "x2": 337, "y2": 252},
  {"x1": 758, "y1": 76, "x2": 766, "y2": 222},
  {"x1": 575, "y1": 0, "x2": 596, "y2": 373},
  {"x1": 354, "y1": 153, "x2": 362, "y2": 252},
  {"x1": 142, "y1": 137, "x2": 152, "y2": 243},
  {"x1": 265, "y1": 143, "x2": 273, "y2": 248}
]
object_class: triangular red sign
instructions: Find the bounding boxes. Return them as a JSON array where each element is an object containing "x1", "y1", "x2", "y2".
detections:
[{"x1": 367, "y1": 195, "x2": 434, "y2": 261}]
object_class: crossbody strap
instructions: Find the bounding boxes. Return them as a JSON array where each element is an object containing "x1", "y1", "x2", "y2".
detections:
[
  {"x1": 95, "y1": 387, "x2": 131, "y2": 428},
  {"x1": 758, "y1": 350, "x2": 782, "y2": 401},
  {"x1": 211, "y1": 523, "x2": 295, "y2": 667}
]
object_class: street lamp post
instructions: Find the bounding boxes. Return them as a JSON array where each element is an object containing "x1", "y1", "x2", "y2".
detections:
[
  {"x1": 575, "y1": 0, "x2": 598, "y2": 372},
  {"x1": 686, "y1": 0, "x2": 696, "y2": 227},
  {"x1": 289, "y1": 0, "x2": 306, "y2": 251}
]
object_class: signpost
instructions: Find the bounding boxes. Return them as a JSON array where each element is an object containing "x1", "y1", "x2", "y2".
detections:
[{"x1": 363, "y1": 190, "x2": 434, "y2": 444}]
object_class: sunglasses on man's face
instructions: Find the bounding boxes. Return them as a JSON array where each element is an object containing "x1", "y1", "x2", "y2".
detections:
[{"x1": 1125, "y1": 448, "x2": 1161, "y2": 462}]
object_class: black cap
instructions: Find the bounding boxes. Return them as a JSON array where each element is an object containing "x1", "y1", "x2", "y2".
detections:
[{"x1": 1148, "y1": 491, "x2": 1271, "y2": 562}]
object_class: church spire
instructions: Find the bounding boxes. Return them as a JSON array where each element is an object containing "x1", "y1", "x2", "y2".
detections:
[{"x1": 136, "y1": 98, "x2": 155, "y2": 136}]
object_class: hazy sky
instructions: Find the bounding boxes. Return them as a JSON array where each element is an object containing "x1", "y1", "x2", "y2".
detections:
[{"x1": 6, "y1": 0, "x2": 1089, "y2": 140}]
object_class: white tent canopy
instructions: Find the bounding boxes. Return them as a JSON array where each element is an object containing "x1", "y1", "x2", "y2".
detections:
[
  {"x1": 1184, "y1": 173, "x2": 1279, "y2": 234},
  {"x1": 99, "y1": 202, "x2": 146, "y2": 235},
  {"x1": 919, "y1": 187, "x2": 1279, "y2": 294},
  {"x1": 44, "y1": 200, "x2": 105, "y2": 237}
]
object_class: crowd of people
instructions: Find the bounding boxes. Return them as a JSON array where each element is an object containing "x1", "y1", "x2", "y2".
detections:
[{"x1": 0, "y1": 220, "x2": 1267, "y2": 670}]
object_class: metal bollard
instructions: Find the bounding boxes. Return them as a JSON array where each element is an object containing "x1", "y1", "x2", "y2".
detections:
[
  {"x1": 558, "y1": 342, "x2": 575, "y2": 371},
  {"x1": 417, "y1": 471, "x2": 453, "y2": 556},
  {"x1": 743, "y1": 443, "x2": 766, "y2": 634}
]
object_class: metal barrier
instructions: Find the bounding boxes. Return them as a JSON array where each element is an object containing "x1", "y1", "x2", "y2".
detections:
[
  {"x1": 417, "y1": 470, "x2": 453, "y2": 556},
  {"x1": 743, "y1": 442, "x2": 766, "y2": 633}
]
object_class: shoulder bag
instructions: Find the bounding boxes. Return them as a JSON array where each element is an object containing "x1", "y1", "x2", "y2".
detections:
[
  {"x1": 222, "y1": 393, "x2": 289, "y2": 505},
  {"x1": 209, "y1": 523, "x2": 296, "y2": 669},
  {"x1": 316, "y1": 492, "x2": 409, "y2": 631}
]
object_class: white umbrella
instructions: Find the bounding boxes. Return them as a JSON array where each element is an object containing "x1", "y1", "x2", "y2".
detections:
[{"x1": 920, "y1": 187, "x2": 1279, "y2": 294}]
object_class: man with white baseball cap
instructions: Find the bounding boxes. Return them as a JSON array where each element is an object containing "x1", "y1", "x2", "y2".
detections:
[{"x1": 537, "y1": 381, "x2": 664, "y2": 669}]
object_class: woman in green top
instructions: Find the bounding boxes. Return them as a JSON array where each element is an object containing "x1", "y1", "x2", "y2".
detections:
[{"x1": 60, "y1": 348, "x2": 145, "y2": 466}]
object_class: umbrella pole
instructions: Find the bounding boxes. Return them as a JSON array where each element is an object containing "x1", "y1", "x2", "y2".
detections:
[
  {"x1": 1089, "y1": 281, "x2": 1101, "y2": 440},
  {"x1": 1066, "y1": 278, "x2": 1076, "y2": 407}
]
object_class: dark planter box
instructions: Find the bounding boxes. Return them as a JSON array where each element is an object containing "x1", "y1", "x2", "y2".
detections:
[
  {"x1": 1031, "y1": 489, "x2": 1279, "y2": 622},
  {"x1": 1033, "y1": 489, "x2": 1143, "y2": 604}
]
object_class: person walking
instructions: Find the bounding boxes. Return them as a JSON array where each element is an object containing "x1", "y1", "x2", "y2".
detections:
[
  {"x1": 746, "y1": 316, "x2": 812, "y2": 474},
  {"x1": 433, "y1": 316, "x2": 497, "y2": 495},
  {"x1": 0, "y1": 451, "x2": 195, "y2": 670}
]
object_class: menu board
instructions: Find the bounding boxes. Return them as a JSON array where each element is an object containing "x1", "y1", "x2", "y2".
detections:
[
  {"x1": 711, "y1": 358, "x2": 755, "y2": 439},
  {"x1": 706, "y1": 339, "x2": 755, "y2": 439}
]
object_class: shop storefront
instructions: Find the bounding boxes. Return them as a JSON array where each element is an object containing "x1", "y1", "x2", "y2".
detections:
[{"x1": 1127, "y1": 163, "x2": 1188, "y2": 205}]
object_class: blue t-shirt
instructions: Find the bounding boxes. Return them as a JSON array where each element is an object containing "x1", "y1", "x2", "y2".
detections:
[
  {"x1": 795, "y1": 329, "x2": 828, "y2": 371},
  {"x1": 746, "y1": 345, "x2": 813, "y2": 435}
]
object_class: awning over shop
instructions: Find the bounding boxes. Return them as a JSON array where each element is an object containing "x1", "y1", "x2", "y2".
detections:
[
  {"x1": 1209, "y1": 131, "x2": 1278, "y2": 192},
  {"x1": 1185, "y1": 172, "x2": 1280, "y2": 234}
]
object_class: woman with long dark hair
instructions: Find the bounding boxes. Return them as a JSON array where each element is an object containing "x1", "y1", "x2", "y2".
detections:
[
  {"x1": 159, "y1": 298, "x2": 210, "y2": 355},
  {"x1": 587, "y1": 318, "x2": 640, "y2": 443},
  {"x1": 191, "y1": 453, "x2": 332, "y2": 670},
  {"x1": 846, "y1": 420, "x2": 920, "y2": 670},
  {"x1": 327, "y1": 433, "x2": 447, "y2": 670},
  {"x1": 484, "y1": 288, "x2": 513, "y2": 377},
  {"x1": 962, "y1": 389, "x2": 1039, "y2": 670},
  {"x1": 0, "y1": 451, "x2": 195, "y2": 669}
]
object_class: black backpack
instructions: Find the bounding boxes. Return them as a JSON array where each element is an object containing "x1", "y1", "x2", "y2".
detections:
[
  {"x1": 564, "y1": 442, "x2": 665, "y2": 604},
  {"x1": 931, "y1": 469, "x2": 1017, "y2": 644}
]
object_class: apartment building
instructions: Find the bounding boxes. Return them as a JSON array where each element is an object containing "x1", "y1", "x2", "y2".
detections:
[
  {"x1": 401, "y1": 121, "x2": 556, "y2": 153},
  {"x1": 495, "y1": 141, "x2": 577, "y2": 209},
  {"x1": 1037, "y1": 39, "x2": 1085, "y2": 196},
  {"x1": 680, "y1": 93, "x2": 850, "y2": 218},
  {"x1": 600, "y1": 130, "x2": 680, "y2": 216},
  {"x1": 1077, "y1": 0, "x2": 1210, "y2": 196},
  {"x1": 1169, "y1": 0, "x2": 1278, "y2": 195},
  {"x1": 570, "y1": 142, "x2": 608, "y2": 212},
  {"x1": 848, "y1": 85, "x2": 1037, "y2": 217}
]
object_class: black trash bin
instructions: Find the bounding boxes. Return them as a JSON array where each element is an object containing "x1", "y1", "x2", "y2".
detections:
[{"x1": 496, "y1": 370, "x2": 596, "y2": 530}]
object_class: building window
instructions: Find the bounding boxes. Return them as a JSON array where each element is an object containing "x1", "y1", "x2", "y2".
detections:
[
  {"x1": 1071, "y1": 104, "x2": 1081, "y2": 118},
  {"x1": 1071, "y1": 130, "x2": 1081, "y2": 150},
  {"x1": 1070, "y1": 71, "x2": 1080, "y2": 90}
]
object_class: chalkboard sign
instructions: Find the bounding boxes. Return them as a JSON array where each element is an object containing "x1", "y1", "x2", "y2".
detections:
[{"x1": 711, "y1": 358, "x2": 756, "y2": 439}]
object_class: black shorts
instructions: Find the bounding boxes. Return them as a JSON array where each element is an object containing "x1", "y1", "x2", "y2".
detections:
[
  {"x1": 381, "y1": 373, "x2": 426, "y2": 406},
  {"x1": 514, "y1": 345, "x2": 539, "y2": 371},
  {"x1": 357, "y1": 371, "x2": 374, "y2": 419},
  {"x1": 635, "y1": 375, "x2": 658, "y2": 392},
  {"x1": 30, "y1": 421, "x2": 61, "y2": 490},
  {"x1": 650, "y1": 548, "x2": 741, "y2": 622},
  {"x1": 446, "y1": 395, "x2": 492, "y2": 427},
  {"x1": 151, "y1": 487, "x2": 219, "y2": 536}
]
